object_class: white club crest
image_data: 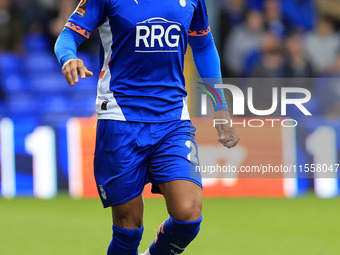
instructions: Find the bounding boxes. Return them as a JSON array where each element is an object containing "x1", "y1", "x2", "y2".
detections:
[
  {"x1": 179, "y1": 0, "x2": 186, "y2": 7},
  {"x1": 99, "y1": 185, "x2": 107, "y2": 200}
]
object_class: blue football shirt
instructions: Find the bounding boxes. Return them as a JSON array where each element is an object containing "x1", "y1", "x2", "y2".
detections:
[{"x1": 66, "y1": 0, "x2": 211, "y2": 122}]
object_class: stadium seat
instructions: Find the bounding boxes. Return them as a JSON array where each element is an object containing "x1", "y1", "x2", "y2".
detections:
[
  {"x1": 0, "y1": 53, "x2": 21, "y2": 73},
  {"x1": 28, "y1": 73, "x2": 68, "y2": 92},
  {"x1": 37, "y1": 93, "x2": 70, "y2": 114},
  {"x1": 24, "y1": 33, "x2": 50, "y2": 53},
  {"x1": 77, "y1": 52, "x2": 100, "y2": 72},
  {"x1": 2, "y1": 73, "x2": 28, "y2": 92},
  {"x1": 76, "y1": 75, "x2": 99, "y2": 91},
  {"x1": 4, "y1": 92, "x2": 38, "y2": 116},
  {"x1": 69, "y1": 92, "x2": 96, "y2": 117},
  {"x1": 1, "y1": 50, "x2": 98, "y2": 119},
  {"x1": 23, "y1": 52, "x2": 59, "y2": 74}
]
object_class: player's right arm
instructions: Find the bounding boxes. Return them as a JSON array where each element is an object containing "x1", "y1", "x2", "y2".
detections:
[
  {"x1": 188, "y1": 0, "x2": 239, "y2": 148},
  {"x1": 54, "y1": 0, "x2": 107, "y2": 86}
]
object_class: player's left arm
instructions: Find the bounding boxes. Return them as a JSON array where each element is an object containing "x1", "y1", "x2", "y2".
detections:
[
  {"x1": 189, "y1": 31, "x2": 240, "y2": 148},
  {"x1": 55, "y1": 28, "x2": 93, "y2": 86},
  {"x1": 55, "y1": 0, "x2": 107, "y2": 86}
]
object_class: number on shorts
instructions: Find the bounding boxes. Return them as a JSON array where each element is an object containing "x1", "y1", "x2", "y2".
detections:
[{"x1": 185, "y1": 140, "x2": 199, "y2": 165}]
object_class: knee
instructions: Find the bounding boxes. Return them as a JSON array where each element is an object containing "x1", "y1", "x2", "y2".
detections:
[
  {"x1": 113, "y1": 211, "x2": 143, "y2": 229},
  {"x1": 112, "y1": 207, "x2": 143, "y2": 229},
  {"x1": 169, "y1": 198, "x2": 202, "y2": 222}
]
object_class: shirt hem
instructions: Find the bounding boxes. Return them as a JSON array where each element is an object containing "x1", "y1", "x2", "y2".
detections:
[{"x1": 97, "y1": 114, "x2": 190, "y2": 123}]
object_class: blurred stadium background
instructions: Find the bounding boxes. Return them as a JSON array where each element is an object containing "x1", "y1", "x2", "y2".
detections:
[{"x1": 0, "y1": 0, "x2": 340, "y2": 254}]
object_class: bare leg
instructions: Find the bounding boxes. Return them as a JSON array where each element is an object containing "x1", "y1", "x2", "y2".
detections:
[{"x1": 111, "y1": 194, "x2": 144, "y2": 229}]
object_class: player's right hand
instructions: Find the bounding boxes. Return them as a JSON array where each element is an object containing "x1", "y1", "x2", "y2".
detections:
[
  {"x1": 62, "y1": 58, "x2": 93, "y2": 86},
  {"x1": 214, "y1": 110, "x2": 240, "y2": 148}
]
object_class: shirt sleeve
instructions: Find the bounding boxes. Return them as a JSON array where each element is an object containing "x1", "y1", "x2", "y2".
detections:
[
  {"x1": 189, "y1": 32, "x2": 229, "y2": 111},
  {"x1": 188, "y1": 0, "x2": 211, "y2": 37},
  {"x1": 65, "y1": 0, "x2": 107, "y2": 39},
  {"x1": 54, "y1": 27, "x2": 86, "y2": 66}
]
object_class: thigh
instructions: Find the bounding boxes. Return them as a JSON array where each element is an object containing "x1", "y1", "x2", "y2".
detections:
[{"x1": 94, "y1": 120, "x2": 149, "y2": 208}]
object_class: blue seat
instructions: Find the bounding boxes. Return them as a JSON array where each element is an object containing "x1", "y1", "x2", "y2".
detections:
[
  {"x1": 77, "y1": 52, "x2": 100, "y2": 72},
  {"x1": 0, "y1": 53, "x2": 21, "y2": 73},
  {"x1": 24, "y1": 33, "x2": 50, "y2": 53},
  {"x1": 28, "y1": 73, "x2": 67, "y2": 92},
  {"x1": 2, "y1": 73, "x2": 28, "y2": 92},
  {"x1": 4, "y1": 92, "x2": 38, "y2": 115},
  {"x1": 69, "y1": 92, "x2": 96, "y2": 117},
  {"x1": 36, "y1": 93, "x2": 70, "y2": 114},
  {"x1": 76, "y1": 74, "x2": 98, "y2": 91},
  {"x1": 23, "y1": 52, "x2": 59, "y2": 74}
]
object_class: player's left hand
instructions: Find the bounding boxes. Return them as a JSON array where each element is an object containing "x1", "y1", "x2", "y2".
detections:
[
  {"x1": 62, "y1": 58, "x2": 93, "y2": 86},
  {"x1": 214, "y1": 110, "x2": 240, "y2": 148}
]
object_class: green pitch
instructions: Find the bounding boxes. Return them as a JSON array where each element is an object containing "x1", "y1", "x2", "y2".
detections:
[{"x1": 0, "y1": 195, "x2": 339, "y2": 255}]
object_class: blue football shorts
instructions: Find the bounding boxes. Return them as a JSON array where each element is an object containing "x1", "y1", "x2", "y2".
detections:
[{"x1": 94, "y1": 119, "x2": 202, "y2": 207}]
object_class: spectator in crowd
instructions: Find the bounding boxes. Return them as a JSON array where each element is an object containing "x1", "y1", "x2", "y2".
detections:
[
  {"x1": 241, "y1": 32, "x2": 284, "y2": 117},
  {"x1": 246, "y1": 0, "x2": 263, "y2": 10},
  {"x1": 223, "y1": 10, "x2": 264, "y2": 76},
  {"x1": 304, "y1": 16, "x2": 340, "y2": 75},
  {"x1": 13, "y1": 0, "x2": 44, "y2": 33},
  {"x1": 48, "y1": 0, "x2": 77, "y2": 40},
  {"x1": 263, "y1": 0, "x2": 285, "y2": 37},
  {"x1": 219, "y1": 0, "x2": 247, "y2": 73},
  {"x1": 313, "y1": 53, "x2": 340, "y2": 118},
  {"x1": 284, "y1": 32, "x2": 314, "y2": 77},
  {"x1": 0, "y1": 0, "x2": 23, "y2": 52},
  {"x1": 316, "y1": 0, "x2": 340, "y2": 24},
  {"x1": 220, "y1": 0, "x2": 247, "y2": 28},
  {"x1": 251, "y1": 32, "x2": 285, "y2": 77},
  {"x1": 47, "y1": 0, "x2": 99, "y2": 54},
  {"x1": 281, "y1": 0, "x2": 316, "y2": 32}
]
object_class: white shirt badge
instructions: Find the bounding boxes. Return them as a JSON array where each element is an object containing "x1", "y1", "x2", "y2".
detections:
[{"x1": 179, "y1": 0, "x2": 186, "y2": 7}]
